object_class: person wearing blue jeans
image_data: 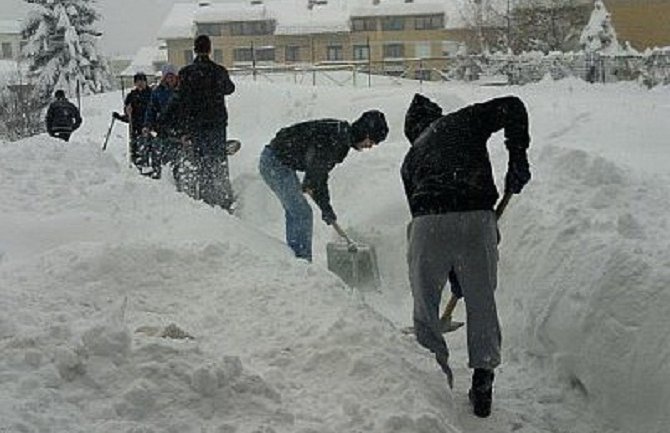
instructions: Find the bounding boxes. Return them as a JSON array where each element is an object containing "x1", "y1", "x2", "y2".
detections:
[
  {"x1": 259, "y1": 146, "x2": 314, "y2": 259},
  {"x1": 258, "y1": 111, "x2": 389, "y2": 261}
]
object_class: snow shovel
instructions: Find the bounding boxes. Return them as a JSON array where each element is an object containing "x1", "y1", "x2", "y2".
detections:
[{"x1": 326, "y1": 221, "x2": 381, "y2": 291}]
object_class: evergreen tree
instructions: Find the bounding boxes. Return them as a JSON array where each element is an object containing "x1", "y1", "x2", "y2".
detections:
[
  {"x1": 21, "y1": 0, "x2": 111, "y2": 106},
  {"x1": 579, "y1": 0, "x2": 621, "y2": 54}
]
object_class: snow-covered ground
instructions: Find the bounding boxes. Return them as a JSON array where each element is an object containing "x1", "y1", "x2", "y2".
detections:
[{"x1": 1, "y1": 75, "x2": 668, "y2": 433}]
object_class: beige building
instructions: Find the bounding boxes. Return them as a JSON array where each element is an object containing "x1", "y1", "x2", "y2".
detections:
[
  {"x1": 158, "y1": 0, "x2": 474, "y2": 80},
  {"x1": 604, "y1": 0, "x2": 670, "y2": 50},
  {"x1": 0, "y1": 20, "x2": 23, "y2": 61}
]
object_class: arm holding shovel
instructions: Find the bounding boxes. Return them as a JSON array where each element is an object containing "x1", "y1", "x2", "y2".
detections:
[{"x1": 304, "y1": 186, "x2": 358, "y2": 253}]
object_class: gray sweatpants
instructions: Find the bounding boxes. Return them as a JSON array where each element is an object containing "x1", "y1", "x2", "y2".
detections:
[{"x1": 407, "y1": 211, "x2": 501, "y2": 370}]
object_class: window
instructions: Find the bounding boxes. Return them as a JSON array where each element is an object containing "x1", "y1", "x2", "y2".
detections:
[
  {"x1": 1, "y1": 43, "x2": 12, "y2": 59},
  {"x1": 285, "y1": 45, "x2": 300, "y2": 62},
  {"x1": 415, "y1": 15, "x2": 444, "y2": 30},
  {"x1": 233, "y1": 47, "x2": 253, "y2": 62},
  {"x1": 415, "y1": 42, "x2": 431, "y2": 58},
  {"x1": 255, "y1": 47, "x2": 275, "y2": 62},
  {"x1": 442, "y1": 40, "x2": 461, "y2": 57},
  {"x1": 383, "y1": 43, "x2": 404, "y2": 58},
  {"x1": 382, "y1": 17, "x2": 405, "y2": 31},
  {"x1": 353, "y1": 45, "x2": 369, "y2": 61},
  {"x1": 351, "y1": 18, "x2": 376, "y2": 32},
  {"x1": 326, "y1": 45, "x2": 343, "y2": 61},
  {"x1": 196, "y1": 23, "x2": 222, "y2": 36},
  {"x1": 213, "y1": 49, "x2": 223, "y2": 63},
  {"x1": 415, "y1": 69, "x2": 432, "y2": 81},
  {"x1": 183, "y1": 49, "x2": 194, "y2": 64},
  {"x1": 230, "y1": 20, "x2": 274, "y2": 36}
]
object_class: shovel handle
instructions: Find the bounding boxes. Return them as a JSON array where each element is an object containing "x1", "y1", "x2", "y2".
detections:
[
  {"x1": 495, "y1": 191, "x2": 513, "y2": 220},
  {"x1": 332, "y1": 222, "x2": 359, "y2": 253},
  {"x1": 332, "y1": 221, "x2": 353, "y2": 244}
]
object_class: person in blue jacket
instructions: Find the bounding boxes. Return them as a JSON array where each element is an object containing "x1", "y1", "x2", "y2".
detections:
[{"x1": 143, "y1": 64, "x2": 179, "y2": 179}]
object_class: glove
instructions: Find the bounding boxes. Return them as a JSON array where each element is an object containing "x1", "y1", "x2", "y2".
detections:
[
  {"x1": 505, "y1": 156, "x2": 531, "y2": 194},
  {"x1": 321, "y1": 208, "x2": 337, "y2": 225}
]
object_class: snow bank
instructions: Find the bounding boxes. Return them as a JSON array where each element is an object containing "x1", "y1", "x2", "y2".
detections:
[{"x1": 1, "y1": 75, "x2": 669, "y2": 433}]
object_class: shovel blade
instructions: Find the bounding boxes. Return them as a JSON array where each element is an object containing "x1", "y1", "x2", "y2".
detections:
[{"x1": 326, "y1": 242, "x2": 380, "y2": 291}]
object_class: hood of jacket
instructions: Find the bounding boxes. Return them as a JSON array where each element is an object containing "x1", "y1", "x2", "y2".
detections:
[{"x1": 404, "y1": 93, "x2": 443, "y2": 145}]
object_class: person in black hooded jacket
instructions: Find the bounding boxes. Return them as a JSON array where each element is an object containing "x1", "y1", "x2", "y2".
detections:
[
  {"x1": 259, "y1": 110, "x2": 389, "y2": 262},
  {"x1": 401, "y1": 93, "x2": 531, "y2": 418},
  {"x1": 174, "y1": 34, "x2": 236, "y2": 211},
  {"x1": 46, "y1": 90, "x2": 82, "y2": 142}
]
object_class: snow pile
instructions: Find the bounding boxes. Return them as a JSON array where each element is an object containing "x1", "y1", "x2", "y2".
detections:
[{"x1": 1, "y1": 76, "x2": 669, "y2": 433}]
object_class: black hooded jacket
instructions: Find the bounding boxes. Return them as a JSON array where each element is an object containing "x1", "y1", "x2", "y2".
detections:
[
  {"x1": 401, "y1": 94, "x2": 530, "y2": 217},
  {"x1": 268, "y1": 119, "x2": 354, "y2": 223},
  {"x1": 46, "y1": 98, "x2": 82, "y2": 134},
  {"x1": 178, "y1": 55, "x2": 235, "y2": 134}
]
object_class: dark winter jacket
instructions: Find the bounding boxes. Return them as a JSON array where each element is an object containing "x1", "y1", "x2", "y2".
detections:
[
  {"x1": 124, "y1": 87, "x2": 152, "y2": 137},
  {"x1": 268, "y1": 119, "x2": 354, "y2": 224},
  {"x1": 144, "y1": 82, "x2": 175, "y2": 130},
  {"x1": 401, "y1": 94, "x2": 530, "y2": 217},
  {"x1": 46, "y1": 98, "x2": 82, "y2": 134},
  {"x1": 178, "y1": 55, "x2": 235, "y2": 134}
]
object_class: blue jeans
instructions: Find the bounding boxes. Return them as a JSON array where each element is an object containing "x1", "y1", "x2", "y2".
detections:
[{"x1": 259, "y1": 146, "x2": 313, "y2": 261}]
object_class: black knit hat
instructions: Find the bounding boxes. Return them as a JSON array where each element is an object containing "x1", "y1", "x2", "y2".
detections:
[
  {"x1": 352, "y1": 110, "x2": 389, "y2": 144},
  {"x1": 194, "y1": 34, "x2": 212, "y2": 54},
  {"x1": 404, "y1": 93, "x2": 443, "y2": 144},
  {"x1": 133, "y1": 72, "x2": 147, "y2": 83}
]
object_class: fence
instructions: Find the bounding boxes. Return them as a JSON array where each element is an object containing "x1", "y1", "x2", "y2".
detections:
[{"x1": 227, "y1": 49, "x2": 670, "y2": 88}]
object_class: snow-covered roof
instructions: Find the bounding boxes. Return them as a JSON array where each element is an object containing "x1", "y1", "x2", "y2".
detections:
[
  {"x1": 156, "y1": 0, "x2": 465, "y2": 40},
  {"x1": 0, "y1": 19, "x2": 22, "y2": 35},
  {"x1": 157, "y1": 3, "x2": 198, "y2": 40},
  {"x1": 120, "y1": 46, "x2": 168, "y2": 77},
  {"x1": 350, "y1": 1, "x2": 445, "y2": 18},
  {"x1": 273, "y1": 0, "x2": 350, "y2": 35},
  {"x1": 195, "y1": 2, "x2": 274, "y2": 23}
]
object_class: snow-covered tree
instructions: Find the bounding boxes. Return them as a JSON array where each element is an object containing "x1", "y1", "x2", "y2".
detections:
[
  {"x1": 579, "y1": 0, "x2": 621, "y2": 54},
  {"x1": 511, "y1": 0, "x2": 590, "y2": 53},
  {"x1": 21, "y1": 0, "x2": 111, "y2": 106}
]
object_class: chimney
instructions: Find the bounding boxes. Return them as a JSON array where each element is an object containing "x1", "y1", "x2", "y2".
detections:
[
  {"x1": 250, "y1": 0, "x2": 263, "y2": 5},
  {"x1": 372, "y1": 0, "x2": 380, "y2": 5}
]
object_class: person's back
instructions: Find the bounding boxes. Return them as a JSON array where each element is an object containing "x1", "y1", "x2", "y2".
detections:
[
  {"x1": 178, "y1": 42, "x2": 234, "y2": 134},
  {"x1": 46, "y1": 90, "x2": 82, "y2": 142},
  {"x1": 171, "y1": 34, "x2": 236, "y2": 211},
  {"x1": 402, "y1": 95, "x2": 529, "y2": 216},
  {"x1": 269, "y1": 119, "x2": 352, "y2": 171}
]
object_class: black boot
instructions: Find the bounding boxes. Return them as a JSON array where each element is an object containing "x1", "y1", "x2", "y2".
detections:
[{"x1": 468, "y1": 368, "x2": 494, "y2": 418}]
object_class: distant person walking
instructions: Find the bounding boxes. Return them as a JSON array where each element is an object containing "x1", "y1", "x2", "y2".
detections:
[
  {"x1": 124, "y1": 72, "x2": 152, "y2": 172},
  {"x1": 401, "y1": 93, "x2": 531, "y2": 418},
  {"x1": 45, "y1": 90, "x2": 82, "y2": 142},
  {"x1": 259, "y1": 111, "x2": 389, "y2": 261},
  {"x1": 174, "y1": 34, "x2": 236, "y2": 210}
]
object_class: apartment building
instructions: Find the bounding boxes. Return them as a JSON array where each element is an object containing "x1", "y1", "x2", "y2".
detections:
[
  {"x1": 604, "y1": 0, "x2": 670, "y2": 50},
  {"x1": 157, "y1": 0, "x2": 472, "y2": 80},
  {"x1": 0, "y1": 20, "x2": 23, "y2": 61}
]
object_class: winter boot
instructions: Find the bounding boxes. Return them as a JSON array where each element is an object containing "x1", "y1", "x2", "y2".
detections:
[{"x1": 468, "y1": 368, "x2": 494, "y2": 418}]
